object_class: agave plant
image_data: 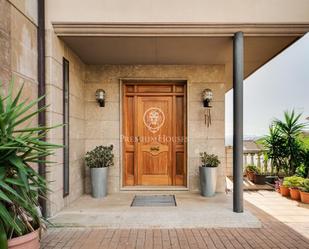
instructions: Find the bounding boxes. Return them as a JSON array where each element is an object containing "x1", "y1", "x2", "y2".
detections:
[{"x1": 0, "y1": 82, "x2": 61, "y2": 248}]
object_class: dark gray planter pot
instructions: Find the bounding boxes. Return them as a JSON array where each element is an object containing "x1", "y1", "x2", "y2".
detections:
[
  {"x1": 91, "y1": 167, "x2": 108, "y2": 198},
  {"x1": 199, "y1": 166, "x2": 217, "y2": 197}
]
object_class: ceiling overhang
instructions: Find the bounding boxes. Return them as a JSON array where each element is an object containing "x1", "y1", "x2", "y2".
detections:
[{"x1": 52, "y1": 22, "x2": 309, "y2": 90}]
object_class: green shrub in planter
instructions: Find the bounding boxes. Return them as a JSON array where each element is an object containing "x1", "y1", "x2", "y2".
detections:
[
  {"x1": 283, "y1": 176, "x2": 304, "y2": 188},
  {"x1": 245, "y1": 165, "x2": 257, "y2": 181},
  {"x1": 299, "y1": 179, "x2": 309, "y2": 203},
  {"x1": 299, "y1": 179, "x2": 309, "y2": 193},
  {"x1": 200, "y1": 152, "x2": 220, "y2": 168},
  {"x1": 199, "y1": 152, "x2": 220, "y2": 197},
  {"x1": 245, "y1": 165, "x2": 258, "y2": 173},
  {"x1": 85, "y1": 145, "x2": 114, "y2": 168},
  {"x1": 85, "y1": 145, "x2": 114, "y2": 198}
]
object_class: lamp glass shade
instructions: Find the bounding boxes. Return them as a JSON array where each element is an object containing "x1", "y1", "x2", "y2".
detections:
[
  {"x1": 95, "y1": 89, "x2": 105, "y2": 101},
  {"x1": 202, "y1": 89, "x2": 213, "y2": 101}
]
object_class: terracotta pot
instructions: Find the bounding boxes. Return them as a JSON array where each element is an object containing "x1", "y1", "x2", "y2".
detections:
[
  {"x1": 300, "y1": 191, "x2": 309, "y2": 204},
  {"x1": 280, "y1": 185, "x2": 290, "y2": 197},
  {"x1": 8, "y1": 230, "x2": 39, "y2": 249},
  {"x1": 289, "y1": 188, "x2": 301, "y2": 200},
  {"x1": 246, "y1": 171, "x2": 255, "y2": 181}
]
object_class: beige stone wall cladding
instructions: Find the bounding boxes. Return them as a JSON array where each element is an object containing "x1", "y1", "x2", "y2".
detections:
[
  {"x1": 0, "y1": 0, "x2": 37, "y2": 99},
  {"x1": 0, "y1": 0, "x2": 38, "y2": 133},
  {"x1": 84, "y1": 65, "x2": 226, "y2": 193},
  {"x1": 45, "y1": 28, "x2": 86, "y2": 216},
  {"x1": 0, "y1": 0, "x2": 11, "y2": 86}
]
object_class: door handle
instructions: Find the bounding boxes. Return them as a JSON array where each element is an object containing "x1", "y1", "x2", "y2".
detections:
[{"x1": 150, "y1": 146, "x2": 160, "y2": 151}]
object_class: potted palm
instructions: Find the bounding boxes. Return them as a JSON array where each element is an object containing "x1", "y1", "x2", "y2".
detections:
[
  {"x1": 85, "y1": 145, "x2": 114, "y2": 198},
  {"x1": 0, "y1": 83, "x2": 61, "y2": 249},
  {"x1": 199, "y1": 152, "x2": 220, "y2": 197},
  {"x1": 299, "y1": 179, "x2": 309, "y2": 204},
  {"x1": 284, "y1": 176, "x2": 304, "y2": 200}
]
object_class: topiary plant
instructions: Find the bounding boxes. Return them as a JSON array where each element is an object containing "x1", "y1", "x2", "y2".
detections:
[{"x1": 85, "y1": 145, "x2": 114, "y2": 168}]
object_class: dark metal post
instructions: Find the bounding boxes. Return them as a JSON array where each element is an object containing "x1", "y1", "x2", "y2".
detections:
[
  {"x1": 38, "y1": 0, "x2": 46, "y2": 217},
  {"x1": 233, "y1": 32, "x2": 244, "y2": 213}
]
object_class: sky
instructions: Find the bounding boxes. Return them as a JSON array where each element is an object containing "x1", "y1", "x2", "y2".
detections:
[{"x1": 225, "y1": 33, "x2": 309, "y2": 145}]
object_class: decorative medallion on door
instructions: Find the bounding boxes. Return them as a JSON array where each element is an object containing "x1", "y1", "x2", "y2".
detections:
[
  {"x1": 122, "y1": 82, "x2": 187, "y2": 187},
  {"x1": 143, "y1": 107, "x2": 165, "y2": 133}
]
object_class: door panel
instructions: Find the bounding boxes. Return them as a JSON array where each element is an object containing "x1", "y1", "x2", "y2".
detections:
[
  {"x1": 137, "y1": 96, "x2": 172, "y2": 185},
  {"x1": 122, "y1": 82, "x2": 187, "y2": 187}
]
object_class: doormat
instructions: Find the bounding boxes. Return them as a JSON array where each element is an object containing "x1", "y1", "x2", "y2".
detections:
[{"x1": 131, "y1": 195, "x2": 176, "y2": 207}]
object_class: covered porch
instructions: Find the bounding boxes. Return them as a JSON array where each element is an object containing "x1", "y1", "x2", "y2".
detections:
[{"x1": 44, "y1": 22, "x2": 309, "y2": 216}]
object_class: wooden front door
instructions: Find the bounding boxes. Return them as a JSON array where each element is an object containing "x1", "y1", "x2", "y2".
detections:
[{"x1": 123, "y1": 82, "x2": 187, "y2": 187}]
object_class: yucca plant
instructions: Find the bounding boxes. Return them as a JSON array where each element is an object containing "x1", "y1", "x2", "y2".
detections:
[
  {"x1": 275, "y1": 110, "x2": 307, "y2": 175},
  {"x1": 262, "y1": 124, "x2": 288, "y2": 175},
  {"x1": 0, "y1": 82, "x2": 61, "y2": 248}
]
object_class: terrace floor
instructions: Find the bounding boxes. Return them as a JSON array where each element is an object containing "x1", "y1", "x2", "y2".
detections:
[
  {"x1": 42, "y1": 198, "x2": 309, "y2": 249},
  {"x1": 48, "y1": 192, "x2": 260, "y2": 229}
]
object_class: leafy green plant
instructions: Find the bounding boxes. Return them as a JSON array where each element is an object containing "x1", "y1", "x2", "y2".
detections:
[
  {"x1": 199, "y1": 152, "x2": 220, "y2": 167},
  {"x1": 85, "y1": 145, "x2": 114, "y2": 168},
  {"x1": 0, "y1": 82, "x2": 61, "y2": 248},
  {"x1": 254, "y1": 167, "x2": 268, "y2": 176},
  {"x1": 262, "y1": 111, "x2": 308, "y2": 176},
  {"x1": 275, "y1": 110, "x2": 307, "y2": 175},
  {"x1": 245, "y1": 164, "x2": 257, "y2": 173},
  {"x1": 282, "y1": 176, "x2": 304, "y2": 188},
  {"x1": 299, "y1": 179, "x2": 309, "y2": 193},
  {"x1": 262, "y1": 124, "x2": 288, "y2": 174},
  {"x1": 298, "y1": 149, "x2": 309, "y2": 178}
]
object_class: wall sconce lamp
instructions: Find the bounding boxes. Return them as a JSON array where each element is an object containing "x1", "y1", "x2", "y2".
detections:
[
  {"x1": 202, "y1": 88, "x2": 213, "y2": 108},
  {"x1": 202, "y1": 89, "x2": 213, "y2": 127},
  {"x1": 95, "y1": 89, "x2": 105, "y2": 107}
]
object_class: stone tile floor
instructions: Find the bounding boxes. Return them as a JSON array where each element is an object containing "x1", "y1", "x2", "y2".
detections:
[
  {"x1": 48, "y1": 192, "x2": 260, "y2": 228},
  {"x1": 42, "y1": 191, "x2": 309, "y2": 248}
]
